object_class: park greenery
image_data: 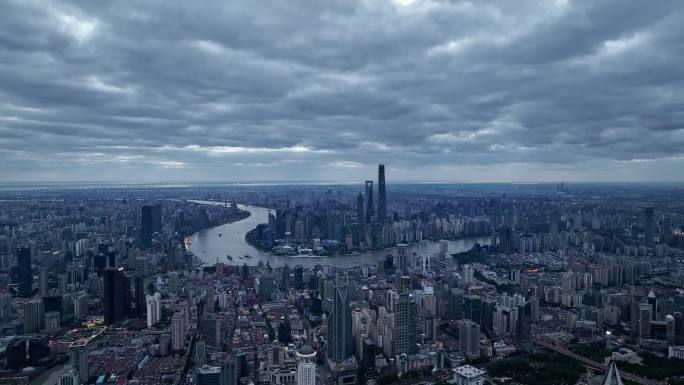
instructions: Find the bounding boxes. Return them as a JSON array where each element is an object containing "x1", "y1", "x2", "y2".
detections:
[
  {"x1": 487, "y1": 352, "x2": 584, "y2": 385},
  {"x1": 451, "y1": 252, "x2": 487, "y2": 264}
]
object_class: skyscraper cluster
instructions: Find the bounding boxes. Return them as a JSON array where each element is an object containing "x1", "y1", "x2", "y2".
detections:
[{"x1": 1, "y1": 176, "x2": 684, "y2": 385}]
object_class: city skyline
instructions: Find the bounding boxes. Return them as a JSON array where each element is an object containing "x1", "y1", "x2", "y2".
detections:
[
  {"x1": 1, "y1": 1, "x2": 684, "y2": 182},
  {"x1": 1, "y1": 175, "x2": 683, "y2": 385},
  {"x1": 3, "y1": 1, "x2": 684, "y2": 385}
]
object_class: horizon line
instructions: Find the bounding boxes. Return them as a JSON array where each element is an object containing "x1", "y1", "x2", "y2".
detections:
[{"x1": 1, "y1": 180, "x2": 684, "y2": 186}]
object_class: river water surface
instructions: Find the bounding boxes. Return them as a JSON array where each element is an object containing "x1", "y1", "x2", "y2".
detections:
[{"x1": 186, "y1": 200, "x2": 491, "y2": 268}]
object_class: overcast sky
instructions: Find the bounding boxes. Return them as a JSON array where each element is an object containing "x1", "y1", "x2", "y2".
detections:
[{"x1": 1, "y1": 0, "x2": 683, "y2": 183}]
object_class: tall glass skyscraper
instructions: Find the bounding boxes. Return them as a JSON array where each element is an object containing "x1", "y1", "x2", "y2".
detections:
[
  {"x1": 327, "y1": 276, "x2": 352, "y2": 361},
  {"x1": 356, "y1": 193, "x2": 364, "y2": 224},
  {"x1": 378, "y1": 164, "x2": 386, "y2": 222},
  {"x1": 365, "y1": 181, "x2": 373, "y2": 224},
  {"x1": 103, "y1": 267, "x2": 128, "y2": 325},
  {"x1": 140, "y1": 204, "x2": 161, "y2": 247},
  {"x1": 12, "y1": 247, "x2": 32, "y2": 298}
]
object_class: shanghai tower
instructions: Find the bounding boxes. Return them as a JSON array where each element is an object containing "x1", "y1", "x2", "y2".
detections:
[{"x1": 378, "y1": 164, "x2": 386, "y2": 222}]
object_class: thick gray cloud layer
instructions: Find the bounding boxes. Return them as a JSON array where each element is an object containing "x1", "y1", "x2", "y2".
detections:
[{"x1": 1, "y1": 0, "x2": 683, "y2": 182}]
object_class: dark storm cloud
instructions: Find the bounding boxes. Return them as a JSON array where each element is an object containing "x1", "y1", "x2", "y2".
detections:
[{"x1": 1, "y1": 0, "x2": 684, "y2": 182}]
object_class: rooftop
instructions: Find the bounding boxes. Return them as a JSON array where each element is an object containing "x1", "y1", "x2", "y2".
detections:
[
  {"x1": 297, "y1": 345, "x2": 315, "y2": 357},
  {"x1": 197, "y1": 365, "x2": 221, "y2": 374},
  {"x1": 453, "y1": 365, "x2": 485, "y2": 379}
]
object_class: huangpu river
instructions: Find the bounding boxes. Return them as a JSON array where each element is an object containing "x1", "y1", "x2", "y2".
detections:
[{"x1": 186, "y1": 200, "x2": 491, "y2": 268}]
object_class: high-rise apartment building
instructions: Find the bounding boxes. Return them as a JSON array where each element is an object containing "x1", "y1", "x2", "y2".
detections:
[
  {"x1": 39, "y1": 267, "x2": 49, "y2": 296},
  {"x1": 258, "y1": 272, "x2": 274, "y2": 302},
  {"x1": 146, "y1": 292, "x2": 161, "y2": 328},
  {"x1": 459, "y1": 320, "x2": 481, "y2": 358},
  {"x1": 448, "y1": 288, "x2": 464, "y2": 321},
  {"x1": 69, "y1": 347, "x2": 89, "y2": 384},
  {"x1": 73, "y1": 293, "x2": 89, "y2": 319},
  {"x1": 200, "y1": 313, "x2": 220, "y2": 347},
  {"x1": 24, "y1": 299, "x2": 43, "y2": 333},
  {"x1": 393, "y1": 285, "x2": 417, "y2": 356},
  {"x1": 171, "y1": 312, "x2": 185, "y2": 352},
  {"x1": 135, "y1": 275, "x2": 146, "y2": 317},
  {"x1": 464, "y1": 294, "x2": 482, "y2": 324}
]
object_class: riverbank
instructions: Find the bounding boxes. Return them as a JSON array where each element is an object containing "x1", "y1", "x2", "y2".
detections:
[
  {"x1": 245, "y1": 228, "x2": 490, "y2": 258},
  {"x1": 245, "y1": 228, "x2": 273, "y2": 254}
]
